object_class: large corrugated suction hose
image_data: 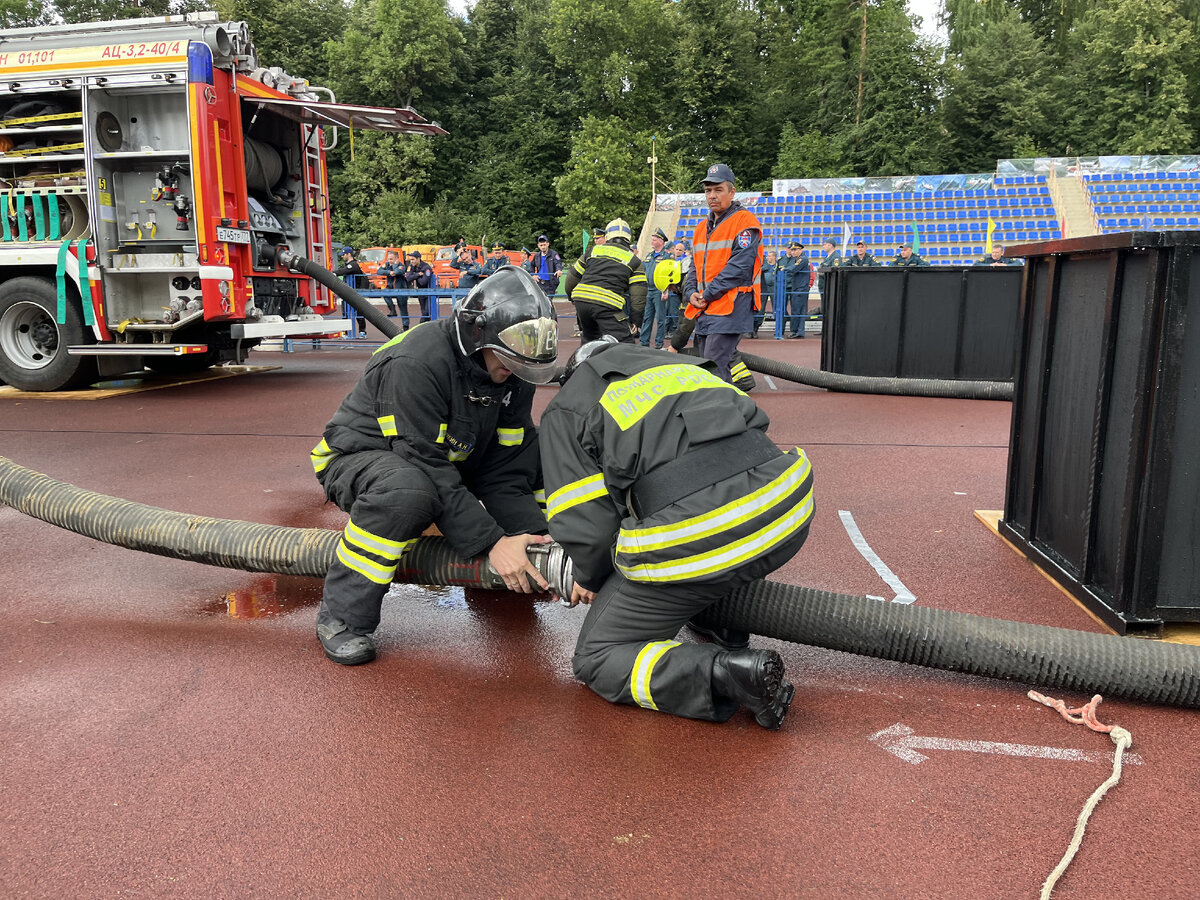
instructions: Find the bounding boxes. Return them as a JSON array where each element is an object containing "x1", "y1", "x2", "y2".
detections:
[
  {"x1": 739, "y1": 350, "x2": 1014, "y2": 400},
  {"x1": 3, "y1": 455, "x2": 1198, "y2": 708},
  {"x1": 277, "y1": 248, "x2": 401, "y2": 340}
]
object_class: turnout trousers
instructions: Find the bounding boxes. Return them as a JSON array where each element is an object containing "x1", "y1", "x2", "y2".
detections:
[
  {"x1": 575, "y1": 299, "x2": 637, "y2": 344},
  {"x1": 317, "y1": 450, "x2": 440, "y2": 636},
  {"x1": 572, "y1": 527, "x2": 809, "y2": 722}
]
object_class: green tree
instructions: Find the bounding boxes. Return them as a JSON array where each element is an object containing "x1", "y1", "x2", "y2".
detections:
[
  {"x1": 55, "y1": 0, "x2": 205, "y2": 23},
  {"x1": 544, "y1": 0, "x2": 677, "y2": 129},
  {"x1": 1059, "y1": 0, "x2": 1197, "y2": 154},
  {"x1": 0, "y1": 0, "x2": 50, "y2": 27},
  {"x1": 325, "y1": 0, "x2": 464, "y2": 109},
  {"x1": 942, "y1": 9, "x2": 1054, "y2": 170},
  {"x1": 554, "y1": 115, "x2": 655, "y2": 253},
  {"x1": 216, "y1": 0, "x2": 347, "y2": 85},
  {"x1": 773, "y1": 123, "x2": 848, "y2": 179}
]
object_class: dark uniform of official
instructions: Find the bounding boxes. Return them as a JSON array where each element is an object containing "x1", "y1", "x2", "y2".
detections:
[
  {"x1": 541, "y1": 344, "x2": 814, "y2": 723},
  {"x1": 843, "y1": 250, "x2": 881, "y2": 267},
  {"x1": 311, "y1": 319, "x2": 546, "y2": 638},
  {"x1": 564, "y1": 238, "x2": 647, "y2": 344},
  {"x1": 890, "y1": 251, "x2": 930, "y2": 267}
]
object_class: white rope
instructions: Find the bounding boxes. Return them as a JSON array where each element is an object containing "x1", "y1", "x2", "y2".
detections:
[{"x1": 1039, "y1": 724, "x2": 1132, "y2": 899}]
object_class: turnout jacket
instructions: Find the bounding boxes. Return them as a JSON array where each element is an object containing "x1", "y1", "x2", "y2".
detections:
[
  {"x1": 541, "y1": 345, "x2": 814, "y2": 592},
  {"x1": 311, "y1": 320, "x2": 546, "y2": 558},
  {"x1": 565, "y1": 239, "x2": 648, "y2": 319}
]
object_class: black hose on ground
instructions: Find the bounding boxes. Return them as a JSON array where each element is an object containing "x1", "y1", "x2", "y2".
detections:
[
  {"x1": 3, "y1": 455, "x2": 1198, "y2": 709},
  {"x1": 738, "y1": 350, "x2": 1014, "y2": 401},
  {"x1": 277, "y1": 247, "x2": 401, "y2": 341}
]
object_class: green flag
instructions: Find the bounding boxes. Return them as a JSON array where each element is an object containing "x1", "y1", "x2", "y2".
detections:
[
  {"x1": 582, "y1": 228, "x2": 590, "y2": 254},
  {"x1": 910, "y1": 221, "x2": 920, "y2": 254}
]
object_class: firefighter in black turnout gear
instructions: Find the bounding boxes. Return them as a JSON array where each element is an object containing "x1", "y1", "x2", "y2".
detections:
[
  {"x1": 564, "y1": 218, "x2": 647, "y2": 343},
  {"x1": 540, "y1": 340, "x2": 815, "y2": 729},
  {"x1": 310, "y1": 266, "x2": 559, "y2": 665}
]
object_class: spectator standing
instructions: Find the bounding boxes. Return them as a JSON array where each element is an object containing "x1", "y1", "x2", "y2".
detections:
[
  {"x1": 376, "y1": 249, "x2": 404, "y2": 320},
  {"x1": 449, "y1": 245, "x2": 485, "y2": 292},
  {"x1": 682, "y1": 163, "x2": 763, "y2": 382},
  {"x1": 529, "y1": 235, "x2": 563, "y2": 296},
  {"x1": 564, "y1": 218, "x2": 646, "y2": 343},
  {"x1": 843, "y1": 241, "x2": 881, "y2": 267},
  {"x1": 783, "y1": 241, "x2": 811, "y2": 339},
  {"x1": 752, "y1": 249, "x2": 778, "y2": 338},
  {"x1": 816, "y1": 237, "x2": 841, "y2": 318},
  {"x1": 482, "y1": 242, "x2": 508, "y2": 278},
  {"x1": 639, "y1": 227, "x2": 672, "y2": 349},
  {"x1": 890, "y1": 243, "x2": 930, "y2": 267},
  {"x1": 404, "y1": 250, "x2": 435, "y2": 323},
  {"x1": 334, "y1": 245, "x2": 367, "y2": 338},
  {"x1": 663, "y1": 239, "x2": 690, "y2": 339}
]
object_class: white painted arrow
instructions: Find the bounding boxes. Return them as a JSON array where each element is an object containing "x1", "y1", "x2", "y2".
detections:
[{"x1": 869, "y1": 723, "x2": 1145, "y2": 766}]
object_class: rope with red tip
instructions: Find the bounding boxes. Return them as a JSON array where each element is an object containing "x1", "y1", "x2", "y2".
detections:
[{"x1": 1028, "y1": 692, "x2": 1133, "y2": 899}]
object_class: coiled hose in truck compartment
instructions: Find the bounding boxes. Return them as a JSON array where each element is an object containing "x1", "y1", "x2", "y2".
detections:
[
  {"x1": 2, "y1": 455, "x2": 1197, "y2": 708},
  {"x1": 738, "y1": 350, "x2": 1015, "y2": 401}
]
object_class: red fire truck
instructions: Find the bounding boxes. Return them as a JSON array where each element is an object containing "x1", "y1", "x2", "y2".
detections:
[{"x1": 0, "y1": 13, "x2": 443, "y2": 390}]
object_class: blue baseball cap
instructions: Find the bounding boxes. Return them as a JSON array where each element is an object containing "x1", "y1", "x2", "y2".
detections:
[{"x1": 700, "y1": 163, "x2": 735, "y2": 186}]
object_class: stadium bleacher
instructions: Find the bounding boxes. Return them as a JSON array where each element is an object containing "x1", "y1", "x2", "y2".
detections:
[
  {"x1": 673, "y1": 175, "x2": 1061, "y2": 266},
  {"x1": 1083, "y1": 171, "x2": 1200, "y2": 232},
  {"x1": 671, "y1": 170, "x2": 1199, "y2": 266}
]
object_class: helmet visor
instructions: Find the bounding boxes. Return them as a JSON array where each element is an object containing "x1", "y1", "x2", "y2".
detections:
[
  {"x1": 491, "y1": 347, "x2": 560, "y2": 384},
  {"x1": 495, "y1": 316, "x2": 557, "y2": 360}
]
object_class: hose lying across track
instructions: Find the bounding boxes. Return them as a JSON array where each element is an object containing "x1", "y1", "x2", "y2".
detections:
[
  {"x1": 3, "y1": 455, "x2": 1197, "y2": 709},
  {"x1": 284, "y1": 246, "x2": 1009, "y2": 403},
  {"x1": 739, "y1": 350, "x2": 1015, "y2": 401}
]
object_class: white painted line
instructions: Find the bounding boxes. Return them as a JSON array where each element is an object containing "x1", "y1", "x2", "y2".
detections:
[
  {"x1": 838, "y1": 509, "x2": 916, "y2": 604},
  {"x1": 763, "y1": 375, "x2": 778, "y2": 391},
  {"x1": 869, "y1": 723, "x2": 1145, "y2": 766}
]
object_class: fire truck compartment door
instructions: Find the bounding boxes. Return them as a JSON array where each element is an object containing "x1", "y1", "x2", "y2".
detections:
[{"x1": 242, "y1": 98, "x2": 446, "y2": 136}]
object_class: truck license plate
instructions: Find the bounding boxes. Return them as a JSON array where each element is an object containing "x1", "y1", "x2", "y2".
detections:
[{"x1": 215, "y1": 226, "x2": 251, "y2": 244}]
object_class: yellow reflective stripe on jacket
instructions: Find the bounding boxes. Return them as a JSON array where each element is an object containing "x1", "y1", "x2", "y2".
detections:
[
  {"x1": 617, "y1": 453, "x2": 812, "y2": 553},
  {"x1": 599, "y1": 364, "x2": 739, "y2": 430},
  {"x1": 448, "y1": 449, "x2": 471, "y2": 462},
  {"x1": 617, "y1": 490, "x2": 814, "y2": 582},
  {"x1": 592, "y1": 244, "x2": 635, "y2": 265},
  {"x1": 546, "y1": 472, "x2": 608, "y2": 520},
  {"x1": 344, "y1": 520, "x2": 413, "y2": 560},
  {"x1": 534, "y1": 488, "x2": 547, "y2": 509},
  {"x1": 573, "y1": 259, "x2": 586, "y2": 276},
  {"x1": 497, "y1": 427, "x2": 524, "y2": 447},
  {"x1": 573, "y1": 282, "x2": 625, "y2": 309},
  {"x1": 629, "y1": 271, "x2": 647, "y2": 284},
  {"x1": 373, "y1": 321, "x2": 422, "y2": 355},
  {"x1": 435, "y1": 423, "x2": 448, "y2": 443},
  {"x1": 336, "y1": 539, "x2": 397, "y2": 585},
  {"x1": 377, "y1": 415, "x2": 398, "y2": 437},
  {"x1": 311, "y1": 438, "x2": 338, "y2": 474},
  {"x1": 630, "y1": 640, "x2": 679, "y2": 710}
]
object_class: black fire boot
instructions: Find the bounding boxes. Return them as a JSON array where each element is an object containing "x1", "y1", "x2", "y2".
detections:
[
  {"x1": 712, "y1": 649, "x2": 795, "y2": 730},
  {"x1": 316, "y1": 618, "x2": 376, "y2": 666}
]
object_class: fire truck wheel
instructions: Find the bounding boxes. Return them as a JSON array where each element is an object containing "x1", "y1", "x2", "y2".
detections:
[{"x1": 0, "y1": 276, "x2": 98, "y2": 392}]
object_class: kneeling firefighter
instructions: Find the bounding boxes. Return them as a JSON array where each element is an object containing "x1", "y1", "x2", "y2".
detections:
[
  {"x1": 540, "y1": 340, "x2": 815, "y2": 729},
  {"x1": 310, "y1": 266, "x2": 559, "y2": 665}
]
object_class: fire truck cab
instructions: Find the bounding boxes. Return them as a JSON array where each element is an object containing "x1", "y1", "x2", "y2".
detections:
[{"x1": 0, "y1": 13, "x2": 443, "y2": 390}]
